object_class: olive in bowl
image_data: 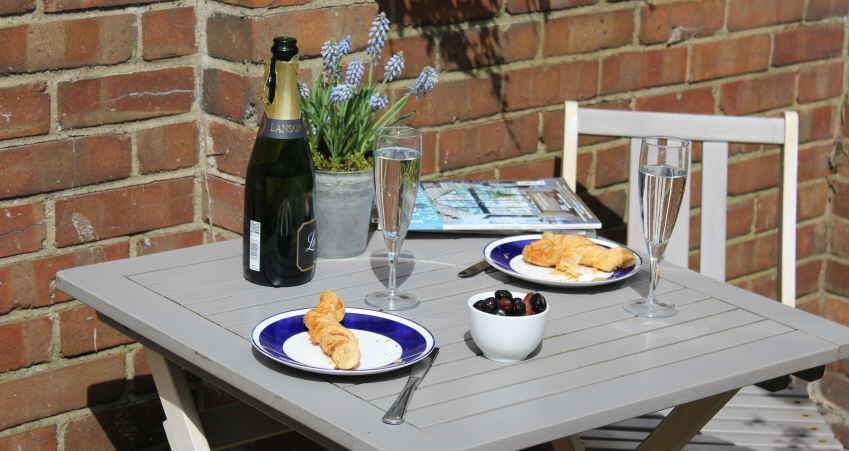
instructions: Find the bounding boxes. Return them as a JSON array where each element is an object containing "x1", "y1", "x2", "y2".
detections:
[{"x1": 468, "y1": 291, "x2": 549, "y2": 362}]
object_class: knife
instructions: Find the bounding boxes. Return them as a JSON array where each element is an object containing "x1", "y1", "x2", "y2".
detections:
[
  {"x1": 458, "y1": 260, "x2": 492, "y2": 278},
  {"x1": 382, "y1": 347, "x2": 440, "y2": 425}
]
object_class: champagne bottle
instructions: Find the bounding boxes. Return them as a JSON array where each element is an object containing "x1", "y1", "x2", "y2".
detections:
[{"x1": 243, "y1": 37, "x2": 316, "y2": 287}]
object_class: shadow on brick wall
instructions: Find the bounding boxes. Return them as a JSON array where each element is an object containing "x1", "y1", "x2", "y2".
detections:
[{"x1": 75, "y1": 385, "x2": 168, "y2": 450}]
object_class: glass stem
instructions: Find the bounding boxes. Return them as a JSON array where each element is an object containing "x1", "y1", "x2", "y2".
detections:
[
  {"x1": 386, "y1": 237, "x2": 398, "y2": 296},
  {"x1": 647, "y1": 243, "x2": 665, "y2": 303}
]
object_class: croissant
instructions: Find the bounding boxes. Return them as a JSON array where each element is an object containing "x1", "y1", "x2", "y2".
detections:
[
  {"x1": 523, "y1": 233, "x2": 636, "y2": 274},
  {"x1": 303, "y1": 291, "x2": 360, "y2": 369}
]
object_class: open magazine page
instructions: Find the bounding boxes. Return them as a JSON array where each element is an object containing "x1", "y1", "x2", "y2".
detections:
[{"x1": 407, "y1": 178, "x2": 601, "y2": 232}]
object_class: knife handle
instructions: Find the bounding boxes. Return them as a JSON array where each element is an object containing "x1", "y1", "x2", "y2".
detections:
[{"x1": 382, "y1": 377, "x2": 420, "y2": 425}]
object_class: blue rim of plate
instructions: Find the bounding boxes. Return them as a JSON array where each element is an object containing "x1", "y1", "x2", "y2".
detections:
[
  {"x1": 251, "y1": 308, "x2": 435, "y2": 376},
  {"x1": 483, "y1": 235, "x2": 643, "y2": 287}
]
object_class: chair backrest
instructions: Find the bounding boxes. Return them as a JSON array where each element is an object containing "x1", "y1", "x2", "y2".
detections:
[{"x1": 562, "y1": 101, "x2": 799, "y2": 307}]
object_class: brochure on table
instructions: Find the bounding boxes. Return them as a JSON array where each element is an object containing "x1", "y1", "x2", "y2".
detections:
[{"x1": 403, "y1": 177, "x2": 601, "y2": 233}]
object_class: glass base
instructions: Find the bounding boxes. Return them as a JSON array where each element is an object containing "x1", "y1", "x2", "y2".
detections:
[
  {"x1": 364, "y1": 291, "x2": 419, "y2": 311},
  {"x1": 623, "y1": 297, "x2": 678, "y2": 318}
]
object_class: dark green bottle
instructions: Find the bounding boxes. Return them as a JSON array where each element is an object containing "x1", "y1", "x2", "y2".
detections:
[{"x1": 243, "y1": 37, "x2": 316, "y2": 287}]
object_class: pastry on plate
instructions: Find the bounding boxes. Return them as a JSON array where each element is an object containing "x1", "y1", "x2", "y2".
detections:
[
  {"x1": 303, "y1": 291, "x2": 360, "y2": 369},
  {"x1": 523, "y1": 233, "x2": 636, "y2": 274}
]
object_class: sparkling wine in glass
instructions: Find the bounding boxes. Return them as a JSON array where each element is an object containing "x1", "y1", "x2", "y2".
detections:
[
  {"x1": 623, "y1": 136, "x2": 690, "y2": 318},
  {"x1": 365, "y1": 126, "x2": 423, "y2": 311}
]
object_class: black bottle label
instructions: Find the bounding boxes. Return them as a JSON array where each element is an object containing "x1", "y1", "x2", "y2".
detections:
[
  {"x1": 297, "y1": 218, "x2": 316, "y2": 272},
  {"x1": 258, "y1": 113, "x2": 306, "y2": 140}
]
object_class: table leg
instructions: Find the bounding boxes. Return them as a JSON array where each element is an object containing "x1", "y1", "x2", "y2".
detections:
[
  {"x1": 634, "y1": 388, "x2": 740, "y2": 451},
  {"x1": 146, "y1": 347, "x2": 212, "y2": 451}
]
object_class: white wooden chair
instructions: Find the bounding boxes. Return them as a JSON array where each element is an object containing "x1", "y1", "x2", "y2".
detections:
[
  {"x1": 561, "y1": 100, "x2": 799, "y2": 307},
  {"x1": 555, "y1": 102, "x2": 845, "y2": 451}
]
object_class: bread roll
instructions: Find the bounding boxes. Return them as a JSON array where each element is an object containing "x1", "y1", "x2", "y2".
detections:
[{"x1": 303, "y1": 291, "x2": 360, "y2": 369}]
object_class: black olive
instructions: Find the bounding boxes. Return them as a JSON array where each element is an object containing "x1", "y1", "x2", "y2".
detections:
[
  {"x1": 473, "y1": 300, "x2": 487, "y2": 312},
  {"x1": 511, "y1": 301, "x2": 526, "y2": 316},
  {"x1": 494, "y1": 289, "x2": 513, "y2": 301},
  {"x1": 481, "y1": 298, "x2": 497, "y2": 313},
  {"x1": 530, "y1": 293, "x2": 547, "y2": 314},
  {"x1": 494, "y1": 308, "x2": 508, "y2": 316}
]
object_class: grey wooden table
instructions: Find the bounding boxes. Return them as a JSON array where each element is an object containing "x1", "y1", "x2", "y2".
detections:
[{"x1": 56, "y1": 234, "x2": 849, "y2": 451}]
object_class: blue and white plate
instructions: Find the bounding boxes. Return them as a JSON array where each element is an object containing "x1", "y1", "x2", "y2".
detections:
[
  {"x1": 484, "y1": 235, "x2": 643, "y2": 287},
  {"x1": 251, "y1": 308, "x2": 435, "y2": 376}
]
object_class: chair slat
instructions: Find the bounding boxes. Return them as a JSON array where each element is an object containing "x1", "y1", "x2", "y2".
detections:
[{"x1": 700, "y1": 142, "x2": 729, "y2": 281}]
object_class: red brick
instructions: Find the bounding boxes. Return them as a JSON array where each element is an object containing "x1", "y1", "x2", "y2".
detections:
[
  {"x1": 398, "y1": 0, "x2": 501, "y2": 25},
  {"x1": 0, "y1": 317, "x2": 51, "y2": 373},
  {"x1": 726, "y1": 234, "x2": 778, "y2": 279},
  {"x1": 754, "y1": 193, "x2": 778, "y2": 232},
  {"x1": 438, "y1": 115, "x2": 539, "y2": 171},
  {"x1": 797, "y1": 221, "x2": 827, "y2": 258},
  {"x1": 0, "y1": 354, "x2": 125, "y2": 430},
  {"x1": 773, "y1": 23, "x2": 844, "y2": 66},
  {"x1": 499, "y1": 159, "x2": 557, "y2": 180},
  {"x1": 399, "y1": 78, "x2": 501, "y2": 128},
  {"x1": 136, "y1": 230, "x2": 204, "y2": 256},
  {"x1": 137, "y1": 121, "x2": 200, "y2": 174},
  {"x1": 0, "y1": 425, "x2": 56, "y2": 451},
  {"x1": 542, "y1": 110, "x2": 565, "y2": 153},
  {"x1": 595, "y1": 144, "x2": 629, "y2": 188},
  {"x1": 826, "y1": 259, "x2": 849, "y2": 297},
  {"x1": 0, "y1": 0, "x2": 34, "y2": 14},
  {"x1": 59, "y1": 305, "x2": 133, "y2": 357},
  {"x1": 131, "y1": 347, "x2": 155, "y2": 393},
  {"x1": 45, "y1": 0, "x2": 161, "y2": 12},
  {"x1": 504, "y1": 60, "x2": 598, "y2": 111},
  {"x1": 209, "y1": 120, "x2": 255, "y2": 178},
  {"x1": 442, "y1": 22, "x2": 538, "y2": 70},
  {"x1": 799, "y1": 104, "x2": 833, "y2": 143},
  {"x1": 727, "y1": 200, "x2": 754, "y2": 238},
  {"x1": 544, "y1": 10, "x2": 633, "y2": 56},
  {"x1": 749, "y1": 271, "x2": 778, "y2": 300},
  {"x1": 58, "y1": 67, "x2": 195, "y2": 129},
  {"x1": 689, "y1": 35, "x2": 770, "y2": 82},
  {"x1": 422, "y1": 132, "x2": 436, "y2": 176},
  {"x1": 54, "y1": 178, "x2": 194, "y2": 247},
  {"x1": 507, "y1": 0, "x2": 596, "y2": 13},
  {"x1": 807, "y1": 0, "x2": 849, "y2": 19},
  {"x1": 202, "y1": 68, "x2": 263, "y2": 125},
  {"x1": 212, "y1": 0, "x2": 310, "y2": 6},
  {"x1": 438, "y1": 169, "x2": 497, "y2": 181},
  {"x1": 798, "y1": 181, "x2": 829, "y2": 221},
  {"x1": 798, "y1": 143, "x2": 834, "y2": 182},
  {"x1": 0, "y1": 243, "x2": 128, "y2": 314},
  {"x1": 585, "y1": 189, "x2": 627, "y2": 227},
  {"x1": 143, "y1": 7, "x2": 197, "y2": 60},
  {"x1": 844, "y1": 103, "x2": 849, "y2": 140},
  {"x1": 65, "y1": 400, "x2": 166, "y2": 451},
  {"x1": 0, "y1": 16, "x2": 136, "y2": 73},
  {"x1": 207, "y1": 5, "x2": 376, "y2": 63},
  {"x1": 635, "y1": 87, "x2": 715, "y2": 114},
  {"x1": 0, "y1": 202, "x2": 45, "y2": 259},
  {"x1": 834, "y1": 221, "x2": 849, "y2": 259},
  {"x1": 640, "y1": 0, "x2": 724, "y2": 44},
  {"x1": 719, "y1": 72, "x2": 795, "y2": 115},
  {"x1": 835, "y1": 180, "x2": 849, "y2": 217},
  {"x1": 798, "y1": 62, "x2": 843, "y2": 104},
  {"x1": 385, "y1": 35, "x2": 437, "y2": 78},
  {"x1": 727, "y1": 0, "x2": 803, "y2": 30},
  {"x1": 0, "y1": 134, "x2": 132, "y2": 200},
  {"x1": 601, "y1": 47, "x2": 687, "y2": 95},
  {"x1": 576, "y1": 152, "x2": 592, "y2": 192},
  {"x1": 203, "y1": 176, "x2": 244, "y2": 233},
  {"x1": 0, "y1": 83, "x2": 50, "y2": 140},
  {"x1": 727, "y1": 153, "x2": 779, "y2": 195}
]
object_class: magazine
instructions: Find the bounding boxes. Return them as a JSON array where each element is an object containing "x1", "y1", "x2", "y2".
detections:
[{"x1": 404, "y1": 178, "x2": 601, "y2": 232}]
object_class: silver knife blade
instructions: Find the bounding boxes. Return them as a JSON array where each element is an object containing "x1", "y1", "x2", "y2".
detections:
[
  {"x1": 382, "y1": 347, "x2": 440, "y2": 425},
  {"x1": 458, "y1": 260, "x2": 491, "y2": 277}
]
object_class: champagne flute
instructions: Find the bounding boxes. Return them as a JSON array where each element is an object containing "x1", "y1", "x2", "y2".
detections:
[
  {"x1": 623, "y1": 136, "x2": 691, "y2": 318},
  {"x1": 365, "y1": 126, "x2": 423, "y2": 311}
]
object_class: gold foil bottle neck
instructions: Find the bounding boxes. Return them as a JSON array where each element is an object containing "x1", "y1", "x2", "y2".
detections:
[{"x1": 266, "y1": 56, "x2": 300, "y2": 120}]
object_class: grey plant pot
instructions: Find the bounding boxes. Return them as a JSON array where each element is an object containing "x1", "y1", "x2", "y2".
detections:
[{"x1": 314, "y1": 169, "x2": 375, "y2": 258}]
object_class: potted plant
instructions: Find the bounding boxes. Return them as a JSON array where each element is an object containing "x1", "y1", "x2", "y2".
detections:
[{"x1": 299, "y1": 12, "x2": 438, "y2": 258}]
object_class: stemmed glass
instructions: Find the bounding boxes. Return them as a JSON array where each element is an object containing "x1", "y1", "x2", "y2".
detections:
[
  {"x1": 623, "y1": 136, "x2": 691, "y2": 318},
  {"x1": 365, "y1": 126, "x2": 423, "y2": 311}
]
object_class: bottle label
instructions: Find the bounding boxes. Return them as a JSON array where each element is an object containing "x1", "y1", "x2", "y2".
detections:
[
  {"x1": 258, "y1": 113, "x2": 306, "y2": 140},
  {"x1": 296, "y1": 218, "x2": 316, "y2": 272},
  {"x1": 249, "y1": 220, "x2": 261, "y2": 271}
]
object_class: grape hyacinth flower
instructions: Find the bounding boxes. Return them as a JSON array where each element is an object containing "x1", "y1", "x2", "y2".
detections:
[
  {"x1": 383, "y1": 53, "x2": 404, "y2": 81},
  {"x1": 298, "y1": 82, "x2": 310, "y2": 99},
  {"x1": 328, "y1": 84, "x2": 356, "y2": 103},
  {"x1": 369, "y1": 92, "x2": 389, "y2": 111},
  {"x1": 409, "y1": 66, "x2": 438, "y2": 99},
  {"x1": 366, "y1": 12, "x2": 390, "y2": 65},
  {"x1": 344, "y1": 57, "x2": 365, "y2": 86},
  {"x1": 338, "y1": 35, "x2": 352, "y2": 56},
  {"x1": 321, "y1": 39, "x2": 344, "y2": 77}
]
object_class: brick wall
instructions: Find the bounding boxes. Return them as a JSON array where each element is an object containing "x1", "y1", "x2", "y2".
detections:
[{"x1": 1, "y1": 0, "x2": 848, "y2": 448}]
